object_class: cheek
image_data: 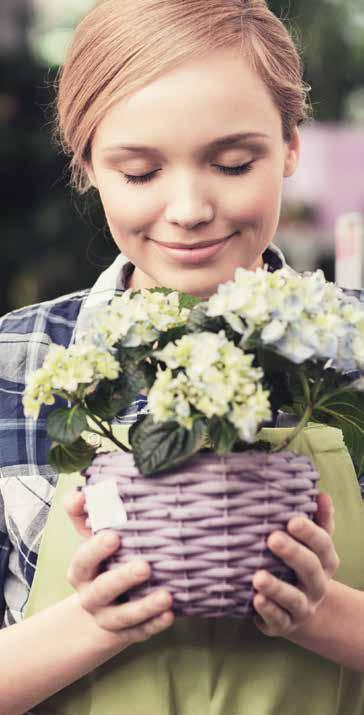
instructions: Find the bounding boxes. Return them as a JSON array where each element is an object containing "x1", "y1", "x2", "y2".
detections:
[
  {"x1": 97, "y1": 178, "x2": 157, "y2": 234},
  {"x1": 99, "y1": 189, "x2": 137, "y2": 230},
  {"x1": 231, "y1": 170, "x2": 283, "y2": 225}
]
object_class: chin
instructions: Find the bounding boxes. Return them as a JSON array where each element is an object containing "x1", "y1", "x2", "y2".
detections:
[{"x1": 165, "y1": 275, "x2": 220, "y2": 298}]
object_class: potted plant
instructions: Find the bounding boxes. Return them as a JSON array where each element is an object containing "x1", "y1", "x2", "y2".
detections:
[{"x1": 23, "y1": 267, "x2": 364, "y2": 617}]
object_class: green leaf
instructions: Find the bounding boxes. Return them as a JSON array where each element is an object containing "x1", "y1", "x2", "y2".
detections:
[
  {"x1": 85, "y1": 363, "x2": 146, "y2": 421},
  {"x1": 46, "y1": 405, "x2": 89, "y2": 445},
  {"x1": 118, "y1": 345, "x2": 153, "y2": 364},
  {"x1": 254, "y1": 347, "x2": 298, "y2": 413},
  {"x1": 185, "y1": 303, "x2": 241, "y2": 343},
  {"x1": 156, "y1": 325, "x2": 188, "y2": 350},
  {"x1": 186, "y1": 303, "x2": 222, "y2": 334},
  {"x1": 48, "y1": 437, "x2": 96, "y2": 474},
  {"x1": 256, "y1": 346, "x2": 299, "y2": 377},
  {"x1": 312, "y1": 389, "x2": 364, "y2": 475},
  {"x1": 129, "y1": 415, "x2": 207, "y2": 475},
  {"x1": 207, "y1": 417, "x2": 239, "y2": 454},
  {"x1": 122, "y1": 362, "x2": 146, "y2": 392},
  {"x1": 256, "y1": 351, "x2": 354, "y2": 419},
  {"x1": 85, "y1": 380, "x2": 132, "y2": 420},
  {"x1": 118, "y1": 346, "x2": 157, "y2": 389},
  {"x1": 177, "y1": 293, "x2": 202, "y2": 311},
  {"x1": 133, "y1": 286, "x2": 201, "y2": 311}
]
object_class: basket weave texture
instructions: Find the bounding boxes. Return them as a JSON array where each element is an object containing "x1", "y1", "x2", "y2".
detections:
[{"x1": 83, "y1": 450, "x2": 320, "y2": 618}]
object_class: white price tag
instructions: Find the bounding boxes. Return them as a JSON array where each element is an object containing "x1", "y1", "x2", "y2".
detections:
[{"x1": 84, "y1": 481, "x2": 128, "y2": 532}]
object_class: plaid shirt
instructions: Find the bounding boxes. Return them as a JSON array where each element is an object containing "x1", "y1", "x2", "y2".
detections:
[{"x1": 0, "y1": 245, "x2": 362, "y2": 629}]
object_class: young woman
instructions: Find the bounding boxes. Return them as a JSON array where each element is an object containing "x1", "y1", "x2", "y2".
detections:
[{"x1": 0, "y1": 2, "x2": 363, "y2": 714}]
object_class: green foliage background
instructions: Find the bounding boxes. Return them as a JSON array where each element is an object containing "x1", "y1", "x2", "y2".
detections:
[{"x1": 0, "y1": 0, "x2": 363, "y2": 315}]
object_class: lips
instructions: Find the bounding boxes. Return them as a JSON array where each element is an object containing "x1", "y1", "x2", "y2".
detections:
[
  {"x1": 150, "y1": 233, "x2": 235, "y2": 265},
  {"x1": 156, "y1": 236, "x2": 233, "y2": 250}
]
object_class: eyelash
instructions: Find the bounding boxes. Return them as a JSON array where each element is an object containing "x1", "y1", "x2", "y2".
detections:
[{"x1": 121, "y1": 161, "x2": 254, "y2": 185}]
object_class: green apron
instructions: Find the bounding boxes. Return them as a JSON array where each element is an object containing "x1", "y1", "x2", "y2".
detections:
[{"x1": 25, "y1": 425, "x2": 364, "y2": 715}]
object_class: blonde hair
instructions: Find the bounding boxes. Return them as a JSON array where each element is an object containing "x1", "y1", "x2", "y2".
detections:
[{"x1": 57, "y1": 0, "x2": 311, "y2": 193}]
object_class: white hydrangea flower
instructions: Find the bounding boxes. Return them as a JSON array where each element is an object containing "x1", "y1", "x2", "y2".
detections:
[
  {"x1": 261, "y1": 319, "x2": 286, "y2": 344},
  {"x1": 205, "y1": 267, "x2": 364, "y2": 372},
  {"x1": 23, "y1": 342, "x2": 120, "y2": 419},
  {"x1": 22, "y1": 368, "x2": 56, "y2": 419},
  {"x1": 91, "y1": 289, "x2": 190, "y2": 348},
  {"x1": 148, "y1": 369, "x2": 193, "y2": 428},
  {"x1": 229, "y1": 384, "x2": 272, "y2": 443},
  {"x1": 149, "y1": 331, "x2": 271, "y2": 440}
]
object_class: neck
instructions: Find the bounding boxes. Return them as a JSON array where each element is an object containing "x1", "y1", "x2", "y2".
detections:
[{"x1": 126, "y1": 253, "x2": 266, "y2": 293}]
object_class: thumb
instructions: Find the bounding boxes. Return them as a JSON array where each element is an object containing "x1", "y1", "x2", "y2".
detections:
[
  {"x1": 64, "y1": 488, "x2": 93, "y2": 539},
  {"x1": 315, "y1": 492, "x2": 335, "y2": 536}
]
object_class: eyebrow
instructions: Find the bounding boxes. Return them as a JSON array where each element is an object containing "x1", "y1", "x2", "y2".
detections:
[{"x1": 101, "y1": 132, "x2": 269, "y2": 157}]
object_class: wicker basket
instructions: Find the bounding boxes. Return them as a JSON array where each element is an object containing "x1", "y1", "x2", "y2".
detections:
[{"x1": 82, "y1": 450, "x2": 320, "y2": 618}]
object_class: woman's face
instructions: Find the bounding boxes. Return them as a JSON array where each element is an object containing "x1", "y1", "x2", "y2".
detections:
[{"x1": 88, "y1": 47, "x2": 300, "y2": 297}]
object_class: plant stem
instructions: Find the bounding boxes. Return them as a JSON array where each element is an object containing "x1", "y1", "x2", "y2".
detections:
[
  {"x1": 301, "y1": 371, "x2": 311, "y2": 404},
  {"x1": 272, "y1": 371, "x2": 313, "y2": 453},
  {"x1": 271, "y1": 402, "x2": 313, "y2": 452},
  {"x1": 50, "y1": 393, "x2": 131, "y2": 451},
  {"x1": 311, "y1": 377, "x2": 323, "y2": 403},
  {"x1": 314, "y1": 386, "x2": 345, "y2": 409},
  {"x1": 85, "y1": 413, "x2": 131, "y2": 452}
]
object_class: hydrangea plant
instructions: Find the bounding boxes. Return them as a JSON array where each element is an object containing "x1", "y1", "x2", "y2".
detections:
[{"x1": 23, "y1": 269, "x2": 364, "y2": 476}]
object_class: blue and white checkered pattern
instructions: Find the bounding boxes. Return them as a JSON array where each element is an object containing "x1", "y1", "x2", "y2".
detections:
[
  {"x1": 0, "y1": 246, "x2": 363, "y2": 628},
  {"x1": 0, "y1": 254, "x2": 148, "y2": 627}
]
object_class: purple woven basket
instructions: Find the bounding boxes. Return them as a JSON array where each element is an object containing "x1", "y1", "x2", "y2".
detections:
[{"x1": 83, "y1": 450, "x2": 320, "y2": 618}]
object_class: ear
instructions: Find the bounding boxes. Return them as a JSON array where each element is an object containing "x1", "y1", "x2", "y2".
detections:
[
  {"x1": 83, "y1": 159, "x2": 98, "y2": 189},
  {"x1": 283, "y1": 126, "x2": 300, "y2": 178}
]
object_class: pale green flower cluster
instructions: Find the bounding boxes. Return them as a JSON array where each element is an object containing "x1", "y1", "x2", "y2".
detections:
[
  {"x1": 23, "y1": 343, "x2": 120, "y2": 419},
  {"x1": 148, "y1": 331, "x2": 272, "y2": 442},
  {"x1": 91, "y1": 289, "x2": 190, "y2": 348},
  {"x1": 206, "y1": 268, "x2": 364, "y2": 371}
]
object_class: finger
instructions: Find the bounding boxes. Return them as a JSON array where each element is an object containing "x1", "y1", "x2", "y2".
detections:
[
  {"x1": 79, "y1": 560, "x2": 152, "y2": 611},
  {"x1": 92, "y1": 589, "x2": 173, "y2": 632},
  {"x1": 253, "y1": 593, "x2": 292, "y2": 636},
  {"x1": 64, "y1": 488, "x2": 92, "y2": 538},
  {"x1": 67, "y1": 530, "x2": 121, "y2": 587},
  {"x1": 267, "y1": 530, "x2": 327, "y2": 602},
  {"x1": 253, "y1": 569, "x2": 309, "y2": 623},
  {"x1": 64, "y1": 488, "x2": 85, "y2": 516},
  {"x1": 315, "y1": 492, "x2": 335, "y2": 536},
  {"x1": 124, "y1": 609, "x2": 175, "y2": 645},
  {"x1": 286, "y1": 517, "x2": 340, "y2": 577}
]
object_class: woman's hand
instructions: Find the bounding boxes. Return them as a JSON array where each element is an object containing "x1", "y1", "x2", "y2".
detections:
[
  {"x1": 63, "y1": 488, "x2": 174, "y2": 647},
  {"x1": 252, "y1": 492, "x2": 340, "y2": 637}
]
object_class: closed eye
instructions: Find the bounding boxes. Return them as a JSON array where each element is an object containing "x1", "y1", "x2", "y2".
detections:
[{"x1": 121, "y1": 160, "x2": 255, "y2": 185}]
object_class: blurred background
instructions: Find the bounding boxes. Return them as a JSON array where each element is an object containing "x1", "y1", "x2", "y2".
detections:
[{"x1": 0, "y1": 0, "x2": 363, "y2": 315}]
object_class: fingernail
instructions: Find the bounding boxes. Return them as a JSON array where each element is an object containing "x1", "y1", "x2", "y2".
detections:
[
  {"x1": 156, "y1": 592, "x2": 171, "y2": 607},
  {"x1": 253, "y1": 571, "x2": 267, "y2": 587},
  {"x1": 269, "y1": 534, "x2": 285, "y2": 549},
  {"x1": 290, "y1": 518, "x2": 305, "y2": 532},
  {"x1": 132, "y1": 562, "x2": 150, "y2": 578}
]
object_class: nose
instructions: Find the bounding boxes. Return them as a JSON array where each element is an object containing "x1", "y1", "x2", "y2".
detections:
[
  {"x1": 167, "y1": 214, "x2": 214, "y2": 230},
  {"x1": 164, "y1": 182, "x2": 215, "y2": 229}
]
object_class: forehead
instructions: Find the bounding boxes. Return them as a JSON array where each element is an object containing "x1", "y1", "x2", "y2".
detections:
[{"x1": 92, "y1": 47, "x2": 282, "y2": 153}]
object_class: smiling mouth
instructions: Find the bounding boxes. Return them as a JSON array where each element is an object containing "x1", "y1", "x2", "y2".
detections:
[
  {"x1": 149, "y1": 233, "x2": 236, "y2": 265},
  {"x1": 152, "y1": 233, "x2": 236, "y2": 249}
]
